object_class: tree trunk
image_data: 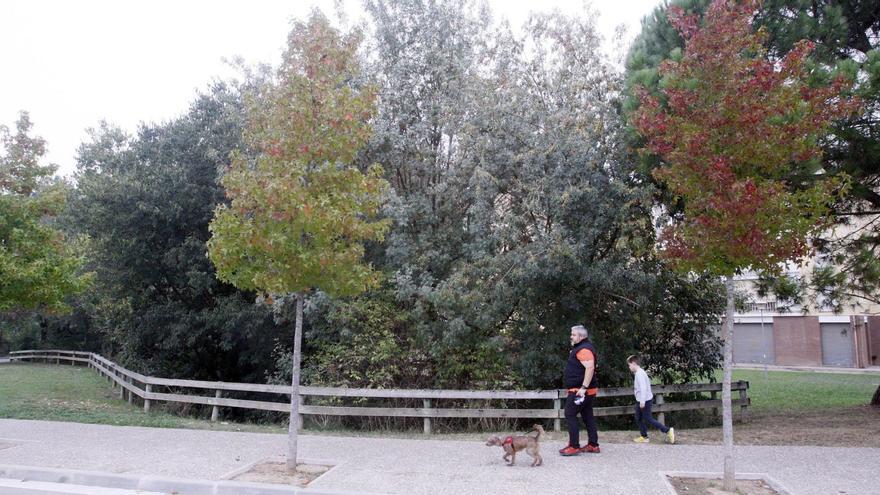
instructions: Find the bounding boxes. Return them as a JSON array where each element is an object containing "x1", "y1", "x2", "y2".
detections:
[
  {"x1": 872, "y1": 384, "x2": 880, "y2": 407},
  {"x1": 722, "y1": 277, "x2": 736, "y2": 491},
  {"x1": 287, "y1": 292, "x2": 304, "y2": 471}
]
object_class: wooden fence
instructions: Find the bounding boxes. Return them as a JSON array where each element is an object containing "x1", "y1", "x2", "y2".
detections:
[{"x1": 7, "y1": 349, "x2": 749, "y2": 433}]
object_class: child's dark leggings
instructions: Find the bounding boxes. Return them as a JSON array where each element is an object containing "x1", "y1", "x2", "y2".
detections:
[{"x1": 635, "y1": 399, "x2": 669, "y2": 437}]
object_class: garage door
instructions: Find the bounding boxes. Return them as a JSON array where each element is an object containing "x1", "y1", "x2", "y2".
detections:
[
  {"x1": 733, "y1": 323, "x2": 774, "y2": 364},
  {"x1": 821, "y1": 323, "x2": 854, "y2": 367}
]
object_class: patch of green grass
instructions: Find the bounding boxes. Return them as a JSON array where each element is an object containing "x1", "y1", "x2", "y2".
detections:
[
  {"x1": 726, "y1": 369, "x2": 879, "y2": 413},
  {"x1": 0, "y1": 363, "x2": 283, "y2": 433}
]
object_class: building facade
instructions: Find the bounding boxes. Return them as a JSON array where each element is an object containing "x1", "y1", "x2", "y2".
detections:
[
  {"x1": 728, "y1": 210, "x2": 880, "y2": 369},
  {"x1": 730, "y1": 303, "x2": 878, "y2": 368}
]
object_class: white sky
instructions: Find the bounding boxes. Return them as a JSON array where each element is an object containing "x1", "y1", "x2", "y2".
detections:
[{"x1": 0, "y1": 0, "x2": 661, "y2": 177}]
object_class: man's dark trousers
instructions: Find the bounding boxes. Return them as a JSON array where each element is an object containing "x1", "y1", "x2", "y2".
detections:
[{"x1": 564, "y1": 392, "x2": 598, "y2": 447}]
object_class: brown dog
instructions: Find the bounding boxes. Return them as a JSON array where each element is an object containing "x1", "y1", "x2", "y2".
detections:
[{"x1": 485, "y1": 424, "x2": 544, "y2": 466}]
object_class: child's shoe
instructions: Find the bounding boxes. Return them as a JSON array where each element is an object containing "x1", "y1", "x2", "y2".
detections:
[
  {"x1": 633, "y1": 436, "x2": 649, "y2": 443},
  {"x1": 666, "y1": 427, "x2": 675, "y2": 444}
]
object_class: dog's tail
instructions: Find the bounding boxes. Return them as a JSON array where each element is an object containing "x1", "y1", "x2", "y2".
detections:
[{"x1": 531, "y1": 424, "x2": 546, "y2": 441}]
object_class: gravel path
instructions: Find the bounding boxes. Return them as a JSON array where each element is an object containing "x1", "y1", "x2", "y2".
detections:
[{"x1": 0, "y1": 419, "x2": 877, "y2": 495}]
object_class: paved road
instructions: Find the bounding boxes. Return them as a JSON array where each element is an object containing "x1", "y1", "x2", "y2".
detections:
[{"x1": 0, "y1": 419, "x2": 877, "y2": 495}]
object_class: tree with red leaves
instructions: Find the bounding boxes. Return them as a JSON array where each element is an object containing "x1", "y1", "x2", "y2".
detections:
[{"x1": 632, "y1": 0, "x2": 859, "y2": 489}]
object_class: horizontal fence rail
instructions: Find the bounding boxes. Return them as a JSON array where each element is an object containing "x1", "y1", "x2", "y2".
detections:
[{"x1": 6, "y1": 350, "x2": 749, "y2": 433}]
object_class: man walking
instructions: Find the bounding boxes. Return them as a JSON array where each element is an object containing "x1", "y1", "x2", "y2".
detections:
[{"x1": 559, "y1": 324, "x2": 600, "y2": 456}]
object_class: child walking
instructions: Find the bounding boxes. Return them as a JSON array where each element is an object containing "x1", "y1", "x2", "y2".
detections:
[{"x1": 627, "y1": 355, "x2": 675, "y2": 444}]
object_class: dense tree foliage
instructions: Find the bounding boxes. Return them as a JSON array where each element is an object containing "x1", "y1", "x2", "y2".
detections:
[
  {"x1": 59, "y1": 84, "x2": 282, "y2": 382},
  {"x1": 268, "y1": 0, "x2": 725, "y2": 393}
]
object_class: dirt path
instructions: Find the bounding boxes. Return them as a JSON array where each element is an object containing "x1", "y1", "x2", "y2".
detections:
[{"x1": 309, "y1": 405, "x2": 880, "y2": 449}]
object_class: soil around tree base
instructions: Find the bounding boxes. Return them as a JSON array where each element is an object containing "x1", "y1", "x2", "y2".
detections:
[
  {"x1": 229, "y1": 460, "x2": 330, "y2": 486},
  {"x1": 668, "y1": 476, "x2": 780, "y2": 495}
]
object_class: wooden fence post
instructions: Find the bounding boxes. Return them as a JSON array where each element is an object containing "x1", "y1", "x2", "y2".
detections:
[
  {"x1": 144, "y1": 384, "x2": 152, "y2": 413},
  {"x1": 739, "y1": 382, "x2": 749, "y2": 423},
  {"x1": 655, "y1": 393, "x2": 665, "y2": 425},
  {"x1": 423, "y1": 399, "x2": 432, "y2": 435},
  {"x1": 127, "y1": 377, "x2": 133, "y2": 404},
  {"x1": 297, "y1": 395, "x2": 304, "y2": 431},
  {"x1": 553, "y1": 396, "x2": 561, "y2": 432},
  {"x1": 711, "y1": 390, "x2": 719, "y2": 419},
  {"x1": 211, "y1": 390, "x2": 221, "y2": 422},
  {"x1": 118, "y1": 371, "x2": 124, "y2": 399}
]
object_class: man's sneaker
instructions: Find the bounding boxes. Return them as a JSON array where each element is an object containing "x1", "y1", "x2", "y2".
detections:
[
  {"x1": 667, "y1": 427, "x2": 675, "y2": 444},
  {"x1": 559, "y1": 446, "x2": 581, "y2": 456},
  {"x1": 580, "y1": 444, "x2": 601, "y2": 453},
  {"x1": 633, "y1": 436, "x2": 650, "y2": 443}
]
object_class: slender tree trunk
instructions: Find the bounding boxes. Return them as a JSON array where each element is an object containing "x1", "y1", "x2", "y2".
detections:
[
  {"x1": 287, "y1": 292, "x2": 304, "y2": 471},
  {"x1": 722, "y1": 277, "x2": 736, "y2": 491}
]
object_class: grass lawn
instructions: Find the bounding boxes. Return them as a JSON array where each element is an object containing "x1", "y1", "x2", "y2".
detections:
[
  {"x1": 727, "y1": 369, "x2": 879, "y2": 413},
  {"x1": 0, "y1": 362, "x2": 281, "y2": 433}
]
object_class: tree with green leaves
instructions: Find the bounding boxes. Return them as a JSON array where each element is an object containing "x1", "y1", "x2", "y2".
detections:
[
  {"x1": 351, "y1": 1, "x2": 727, "y2": 395},
  {"x1": 0, "y1": 112, "x2": 90, "y2": 316},
  {"x1": 64, "y1": 82, "x2": 281, "y2": 383},
  {"x1": 207, "y1": 13, "x2": 389, "y2": 468},
  {"x1": 438, "y1": 8, "x2": 726, "y2": 391},
  {"x1": 360, "y1": 0, "x2": 516, "y2": 388},
  {"x1": 632, "y1": 0, "x2": 859, "y2": 488}
]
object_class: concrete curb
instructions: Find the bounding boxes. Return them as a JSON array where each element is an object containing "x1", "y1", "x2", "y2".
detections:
[
  {"x1": 658, "y1": 470, "x2": 792, "y2": 495},
  {"x1": 0, "y1": 464, "x2": 385, "y2": 495},
  {"x1": 0, "y1": 477, "x2": 167, "y2": 494}
]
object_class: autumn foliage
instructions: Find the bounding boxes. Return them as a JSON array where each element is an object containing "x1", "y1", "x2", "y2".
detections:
[
  {"x1": 633, "y1": 0, "x2": 860, "y2": 275},
  {"x1": 207, "y1": 13, "x2": 389, "y2": 298}
]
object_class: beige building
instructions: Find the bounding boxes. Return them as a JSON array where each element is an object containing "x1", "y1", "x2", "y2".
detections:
[{"x1": 730, "y1": 213, "x2": 880, "y2": 368}]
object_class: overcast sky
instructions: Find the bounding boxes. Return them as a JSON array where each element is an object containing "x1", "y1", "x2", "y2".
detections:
[{"x1": 0, "y1": 0, "x2": 662, "y2": 177}]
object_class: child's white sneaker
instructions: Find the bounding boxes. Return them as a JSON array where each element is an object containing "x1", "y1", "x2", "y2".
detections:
[
  {"x1": 633, "y1": 436, "x2": 649, "y2": 443},
  {"x1": 666, "y1": 427, "x2": 675, "y2": 444}
]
